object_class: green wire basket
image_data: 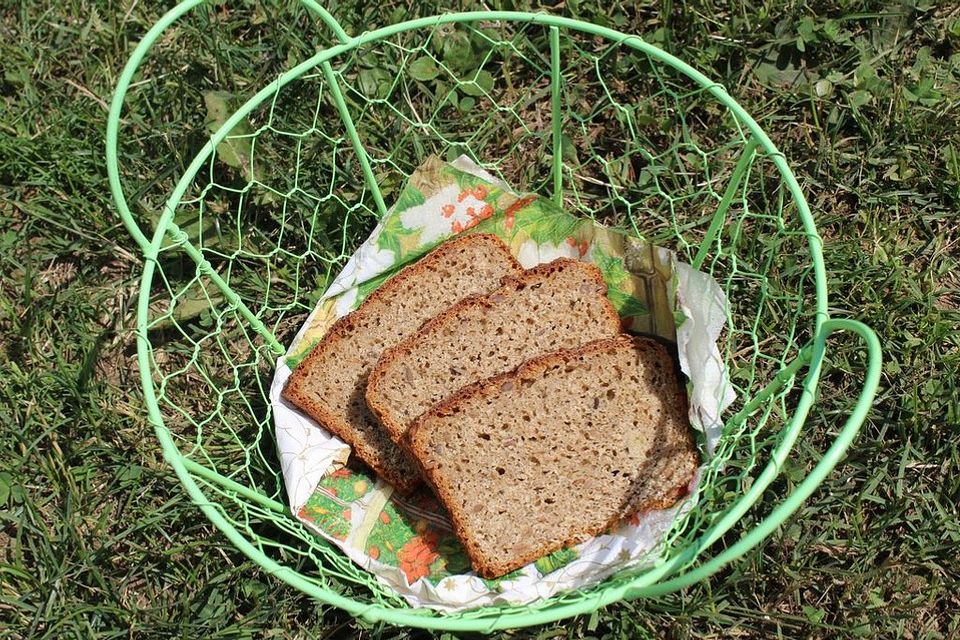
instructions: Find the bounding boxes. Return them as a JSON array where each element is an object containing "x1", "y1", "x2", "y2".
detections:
[{"x1": 107, "y1": 1, "x2": 882, "y2": 631}]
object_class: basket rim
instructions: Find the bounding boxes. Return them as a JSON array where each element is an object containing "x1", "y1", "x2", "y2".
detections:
[{"x1": 108, "y1": 1, "x2": 833, "y2": 631}]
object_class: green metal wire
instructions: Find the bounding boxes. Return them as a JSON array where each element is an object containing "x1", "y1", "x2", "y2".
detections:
[
  {"x1": 692, "y1": 136, "x2": 759, "y2": 270},
  {"x1": 320, "y1": 60, "x2": 390, "y2": 218},
  {"x1": 550, "y1": 25, "x2": 563, "y2": 205},
  {"x1": 106, "y1": 1, "x2": 882, "y2": 631}
]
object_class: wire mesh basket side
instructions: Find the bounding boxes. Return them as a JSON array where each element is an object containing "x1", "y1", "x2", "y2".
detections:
[{"x1": 109, "y1": 6, "x2": 862, "y2": 630}]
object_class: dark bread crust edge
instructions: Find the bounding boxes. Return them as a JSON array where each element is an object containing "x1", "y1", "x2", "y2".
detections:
[
  {"x1": 406, "y1": 335, "x2": 698, "y2": 578},
  {"x1": 366, "y1": 258, "x2": 622, "y2": 445},
  {"x1": 282, "y1": 233, "x2": 522, "y2": 494}
]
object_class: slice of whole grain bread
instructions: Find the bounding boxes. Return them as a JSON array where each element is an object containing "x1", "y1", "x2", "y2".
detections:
[
  {"x1": 282, "y1": 233, "x2": 522, "y2": 493},
  {"x1": 367, "y1": 258, "x2": 621, "y2": 444},
  {"x1": 406, "y1": 335, "x2": 698, "y2": 578}
]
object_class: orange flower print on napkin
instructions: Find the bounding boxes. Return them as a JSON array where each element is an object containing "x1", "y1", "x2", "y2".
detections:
[
  {"x1": 397, "y1": 530, "x2": 441, "y2": 583},
  {"x1": 459, "y1": 184, "x2": 488, "y2": 201},
  {"x1": 565, "y1": 235, "x2": 590, "y2": 258},
  {"x1": 502, "y1": 194, "x2": 536, "y2": 231},
  {"x1": 439, "y1": 185, "x2": 494, "y2": 234}
]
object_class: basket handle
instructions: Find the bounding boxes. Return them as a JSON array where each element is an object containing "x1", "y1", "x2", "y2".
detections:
[
  {"x1": 106, "y1": 0, "x2": 350, "y2": 253},
  {"x1": 628, "y1": 317, "x2": 882, "y2": 598}
]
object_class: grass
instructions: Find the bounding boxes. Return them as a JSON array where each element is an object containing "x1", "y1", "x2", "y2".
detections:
[{"x1": 1, "y1": 0, "x2": 959, "y2": 637}]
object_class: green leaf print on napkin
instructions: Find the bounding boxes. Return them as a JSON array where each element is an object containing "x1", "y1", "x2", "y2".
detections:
[
  {"x1": 534, "y1": 547, "x2": 579, "y2": 575},
  {"x1": 511, "y1": 198, "x2": 586, "y2": 245},
  {"x1": 590, "y1": 244, "x2": 649, "y2": 320}
]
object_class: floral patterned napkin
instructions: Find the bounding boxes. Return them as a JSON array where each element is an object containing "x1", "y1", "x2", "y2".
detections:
[{"x1": 269, "y1": 156, "x2": 733, "y2": 610}]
